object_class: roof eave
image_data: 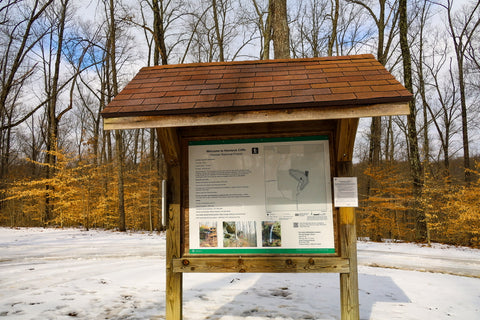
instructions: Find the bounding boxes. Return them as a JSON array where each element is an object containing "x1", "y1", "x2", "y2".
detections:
[{"x1": 103, "y1": 102, "x2": 410, "y2": 131}]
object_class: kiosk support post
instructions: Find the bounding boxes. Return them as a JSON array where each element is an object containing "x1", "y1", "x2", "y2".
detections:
[
  {"x1": 166, "y1": 204, "x2": 182, "y2": 320},
  {"x1": 339, "y1": 206, "x2": 359, "y2": 320},
  {"x1": 157, "y1": 128, "x2": 183, "y2": 320},
  {"x1": 336, "y1": 118, "x2": 360, "y2": 320}
]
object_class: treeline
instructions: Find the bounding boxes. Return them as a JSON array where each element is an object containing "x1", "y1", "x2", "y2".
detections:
[
  {"x1": 3, "y1": 147, "x2": 165, "y2": 231},
  {"x1": 355, "y1": 159, "x2": 480, "y2": 247},
  {"x1": 0, "y1": 1, "x2": 479, "y2": 246}
]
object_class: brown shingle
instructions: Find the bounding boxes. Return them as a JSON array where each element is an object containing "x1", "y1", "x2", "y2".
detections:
[
  {"x1": 274, "y1": 95, "x2": 316, "y2": 105},
  {"x1": 331, "y1": 86, "x2": 372, "y2": 94},
  {"x1": 253, "y1": 90, "x2": 291, "y2": 99},
  {"x1": 101, "y1": 54, "x2": 412, "y2": 118}
]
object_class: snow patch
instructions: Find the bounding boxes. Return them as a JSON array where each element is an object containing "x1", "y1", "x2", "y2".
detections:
[{"x1": 1, "y1": 228, "x2": 479, "y2": 319}]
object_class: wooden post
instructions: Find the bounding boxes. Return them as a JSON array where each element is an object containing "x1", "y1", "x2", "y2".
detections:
[
  {"x1": 157, "y1": 128, "x2": 182, "y2": 320},
  {"x1": 166, "y1": 204, "x2": 182, "y2": 319},
  {"x1": 336, "y1": 118, "x2": 360, "y2": 320},
  {"x1": 339, "y1": 206, "x2": 359, "y2": 320}
]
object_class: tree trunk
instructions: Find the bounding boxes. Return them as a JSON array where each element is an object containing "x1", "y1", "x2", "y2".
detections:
[
  {"x1": 107, "y1": 0, "x2": 126, "y2": 231},
  {"x1": 271, "y1": 0, "x2": 290, "y2": 59},
  {"x1": 44, "y1": 0, "x2": 69, "y2": 225},
  {"x1": 399, "y1": 0, "x2": 425, "y2": 240},
  {"x1": 115, "y1": 130, "x2": 126, "y2": 232},
  {"x1": 152, "y1": 0, "x2": 168, "y2": 65},
  {"x1": 212, "y1": 0, "x2": 225, "y2": 61},
  {"x1": 327, "y1": 0, "x2": 339, "y2": 56},
  {"x1": 263, "y1": 0, "x2": 273, "y2": 60}
]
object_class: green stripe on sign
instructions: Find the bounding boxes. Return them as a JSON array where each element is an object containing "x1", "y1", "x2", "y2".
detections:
[
  {"x1": 189, "y1": 248, "x2": 336, "y2": 254},
  {"x1": 189, "y1": 135, "x2": 328, "y2": 146}
]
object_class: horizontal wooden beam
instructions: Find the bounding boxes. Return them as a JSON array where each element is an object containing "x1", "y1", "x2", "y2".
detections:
[
  {"x1": 103, "y1": 103, "x2": 409, "y2": 130},
  {"x1": 172, "y1": 256, "x2": 350, "y2": 273}
]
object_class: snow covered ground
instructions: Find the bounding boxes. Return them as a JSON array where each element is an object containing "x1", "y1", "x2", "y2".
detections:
[{"x1": 1, "y1": 228, "x2": 479, "y2": 320}]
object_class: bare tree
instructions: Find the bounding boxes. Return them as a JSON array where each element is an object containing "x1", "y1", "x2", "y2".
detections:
[
  {"x1": 327, "y1": 0, "x2": 340, "y2": 56},
  {"x1": 34, "y1": 0, "x2": 72, "y2": 224},
  {"x1": 241, "y1": 0, "x2": 289, "y2": 60},
  {"x1": 180, "y1": 0, "x2": 252, "y2": 62},
  {"x1": 245, "y1": 0, "x2": 272, "y2": 59},
  {"x1": 412, "y1": 0, "x2": 434, "y2": 167},
  {"x1": 136, "y1": 0, "x2": 187, "y2": 65},
  {"x1": 424, "y1": 48, "x2": 462, "y2": 176},
  {"x1": 35, "y1": 0, "x2": 96, "y2": 224},
  {"x1": 292, "y1": 0, "x2": 329, "y2": 58},
  {"x1": 0, "y1": 0, "x2": 54, "y2": 187},
  {"x1": 440, "y1": 0, "x2": 480, "y2": 182},
  {"x1": 291, "y1": 0, "x2": 372, "y2": 58},
  {"x1": 103, "y1": 0, "x2": 126, "y2": 231},
  {"x1": 399, "y1": 0, "x2": 425, "y2": 240},
  {"x1": 151, "y1": 0, "x2": 169, "y2": 65},
  {"x1": 211, "y1": 0, "x2": 225, "y2": 61},
  {"x1": 347, "y1": 0, "x2": 400, "y2": 166}
]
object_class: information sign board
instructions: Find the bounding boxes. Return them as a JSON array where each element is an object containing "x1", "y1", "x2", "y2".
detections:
[{"x1": 188, "y1": 136, "x2": 335, "y2": 254}]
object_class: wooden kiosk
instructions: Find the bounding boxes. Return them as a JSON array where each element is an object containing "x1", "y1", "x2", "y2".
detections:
[{"x1": 102, "y1": 54, "x2": 412, "y2": 320}]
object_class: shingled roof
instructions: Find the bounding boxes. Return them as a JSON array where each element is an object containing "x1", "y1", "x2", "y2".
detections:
[{"x1": 101, "y1": 54, "x2": 411, "y2": 121}]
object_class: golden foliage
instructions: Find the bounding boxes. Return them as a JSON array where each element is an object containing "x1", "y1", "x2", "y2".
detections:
[
  {"x1": 357, "y1": 163, "x2": 415, "y2": 241},
  {"x1": 1, "y1": 148, "x2": 164, "y2": 231},
  {"x1": 358, "y1": 161, "x2": 480, "y2": 247},
  {"x1": 423, "y1": 164, "x2": 480, "y2": 247},
  {"x1": 2, "y1": 146, "x2": 479, "y2": 248}
]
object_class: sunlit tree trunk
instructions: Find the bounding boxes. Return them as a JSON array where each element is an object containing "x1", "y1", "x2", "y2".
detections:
[{"x1": 271, "y1": 0, "x2": 290, "y2": 59}]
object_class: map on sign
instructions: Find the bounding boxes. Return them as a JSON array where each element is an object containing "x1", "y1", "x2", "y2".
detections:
[{"x1": 264, "y1": 143, "x2": 327, "y2": 212}]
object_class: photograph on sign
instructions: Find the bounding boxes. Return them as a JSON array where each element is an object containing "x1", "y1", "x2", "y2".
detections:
[{"x1": 188, "y1": 136, "x2": 335, "y2": 254}]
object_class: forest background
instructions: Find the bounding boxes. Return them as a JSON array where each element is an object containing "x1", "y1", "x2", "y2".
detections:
[{"x1": 1, "y1": 0, "x2": 479, "y2": 247}]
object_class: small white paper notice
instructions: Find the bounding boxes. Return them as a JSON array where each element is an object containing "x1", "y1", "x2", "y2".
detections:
[{"x1": 333, "y1": 177, "x2": 358, "y2": 207}]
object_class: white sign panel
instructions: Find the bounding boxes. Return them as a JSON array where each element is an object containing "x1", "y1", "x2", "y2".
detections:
[
  {"x1": 333, "y1": 177, "x2": 358, "y2": 207},
  {"x1": 188, "y1": 136, "x2": 335, "y2": 254}
]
